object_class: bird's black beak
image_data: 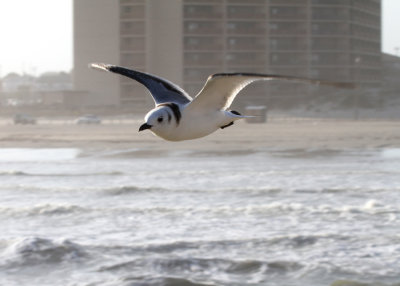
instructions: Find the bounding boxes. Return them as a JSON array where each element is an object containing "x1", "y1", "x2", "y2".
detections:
[{"x1": 139, "y1": 123, "x2": 152, "y2": 132}]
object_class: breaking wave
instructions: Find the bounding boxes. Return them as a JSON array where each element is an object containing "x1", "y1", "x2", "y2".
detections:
[
  {"x1": 1, "y1": 237, "x2": 86, "y2": 267},
  {"x1": 97, "y1": 256, "x2": 303, "y2": 276}
]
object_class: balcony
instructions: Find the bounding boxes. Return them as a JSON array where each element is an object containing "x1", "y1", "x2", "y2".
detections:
[
  {"x1": 352, "y1": 10, "x2": 381, "y2": 27},
  {"x1": 184, "y1": 0, "x2": 223, "y2": 4},
  {"x1": 184, "y1": 52, "x2": 223, "y2": 67},
  {"x1": 270, "y1": 0, "x2": 307, "y2": 5},
  {"x1": 227, "y1": 21, "x2": 266, "y2": 35},
  {"x1": 184, "y1": 5, "x2": 223, "y2": 19},
  {"x1": 227, "y1": 37, "x2": 266, "y2": 51},
  {"x1": 184, "y1": 36, "x2": 223, "y2": 51},
  {"x1": 269, "y1": 67, "x2": 308, "y2": 77},
  {"x1": 270, "y1": 53, "x2": 308, "y2": 66},
  {"x1": 311, "y1": 53, "x2": 350, "y2": 65},
  {"x1": 352, "y1": 0, "x2": 381, "y2": 14},
  {"x1": 351, "y1": 23, "x2": 380, "y2": 40},
  {"x1": 120, "y1": 0, "x2": 145, "y2": 5},
  {"x1": 227, "y1": 6, "x2": 266, "y2": 19},
  {"x1": 269, "y1": 22, "x2": 307, "y2": 35},
  {"x1": 120, "y1": 21, "x2": 145, "y2": 35},
  {"x1": 120, "y1": 37, "x2": 145, "y2": 51},
  {"x1": 351, "y1": 39, "x2": 380, "y2": 53},
  {"x1": 120, "y1": 5, "x2": 145, "y2": 19},
  {"x1": 312, "y1": 23, "x2": 350, "y2": 36},
  {"x1": 350, "y1": 54, "x2": 382, "y2": 66},
  {"x1": 226, "y1": 52, "x2": 266, "y2": 66},
  {"x1": 184, "y1": 21, "x2": 223, "y2": 35},
  {"x1": 269, "y1": 7, "x2": 307, "y2": 20},
  {"x1": 312, "y1": 7, "x2": 349, "y2": 20},
  {"x1": 309, "y1": 68, "x2": 351, "y2": 81},
  {"x1": 311, "y1": 38, "x2": 350, "y2": 51},
  {"x1": 227, "y1": 0, "x2": 265, "y2": 5},
  {"x1": 270, "y1": 37, "x2": 307, "y2": 51},
  {"x1": 311, "y1": 0, "x2": 350, "y2": 6}
]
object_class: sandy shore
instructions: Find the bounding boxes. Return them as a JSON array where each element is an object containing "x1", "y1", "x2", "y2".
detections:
[{"x1": 1, "y1": 119, "x2": 400, "y2": 153}]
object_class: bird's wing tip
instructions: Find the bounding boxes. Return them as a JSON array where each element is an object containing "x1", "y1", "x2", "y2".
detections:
[{"x1": 88, "y1": 63, "x2": 112, "y2": 72}]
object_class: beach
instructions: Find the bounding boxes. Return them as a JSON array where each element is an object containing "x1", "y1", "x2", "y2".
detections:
[{"x1": 1, "y1": 119, "x2": 400, "y2": 151}]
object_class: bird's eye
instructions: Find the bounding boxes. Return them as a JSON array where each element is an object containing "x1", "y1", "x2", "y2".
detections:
[{"x1": 157, "y1": 117, "x2": 163, "y2": 123}]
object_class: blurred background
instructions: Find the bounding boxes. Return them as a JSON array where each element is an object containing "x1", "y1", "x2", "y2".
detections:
[
  {"x1": 0, "y1": 0, "x2": 399, "y2": 122},
  {"x1": 1, "y1": 2, "x2": 400, "y2": 286}
]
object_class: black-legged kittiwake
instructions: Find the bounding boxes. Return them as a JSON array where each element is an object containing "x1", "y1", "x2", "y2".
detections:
[{"x1": 90, "y1": 63, "x2": 353, "y2": 141}]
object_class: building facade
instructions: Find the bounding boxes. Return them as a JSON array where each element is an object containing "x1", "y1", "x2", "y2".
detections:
[{"x1": 74, "y1": 0, "x2": 381, "y2": 108}]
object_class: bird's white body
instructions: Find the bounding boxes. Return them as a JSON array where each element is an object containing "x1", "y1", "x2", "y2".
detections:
[
  {"x1": 90, "y1": 63, "x2": 351, "y2": 141},
  {"x1": 148, "y1": 106, "x2": 239, "y2": 141}
]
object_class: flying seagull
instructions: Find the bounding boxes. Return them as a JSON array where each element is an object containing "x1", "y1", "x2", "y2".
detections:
[{"x1": 90, "y1": 63, "x2": 352, "y2": 141}]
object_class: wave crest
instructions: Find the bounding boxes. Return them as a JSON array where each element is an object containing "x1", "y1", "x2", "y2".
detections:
[
  {"x1": 98, "y1": 257, "x2": 303, "y2": 276},
  {"x1": 0, "y1": 204, "x2": 87, "y2": 217},
  {"x1": 2, "y1": 237, "x2": 86, "y2": 267},
  {"x1": 103, "y1": 185, "x2": 160, "y2": 196}
]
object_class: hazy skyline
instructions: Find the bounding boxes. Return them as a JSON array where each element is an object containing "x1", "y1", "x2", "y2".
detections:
[{"x1": 0, "y1": 0, "x2": 399, "y2": 76}]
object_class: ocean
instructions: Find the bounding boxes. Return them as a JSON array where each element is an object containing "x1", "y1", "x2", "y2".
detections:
[{"x1": 0, "y1": 147, "x2": 399, "y2": 286}]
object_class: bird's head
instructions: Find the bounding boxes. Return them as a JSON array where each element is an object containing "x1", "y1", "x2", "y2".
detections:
[{"x1": 139, "y1": 106, "x2": 175, "y2": 135}]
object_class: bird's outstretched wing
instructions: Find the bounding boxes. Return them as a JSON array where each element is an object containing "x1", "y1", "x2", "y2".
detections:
[
  {"x1": 90, "y1": 63, "x2": 192, "y2": 105},
  {"x1": 187, "y1": 73, "x2": 354, "y2": 112}
]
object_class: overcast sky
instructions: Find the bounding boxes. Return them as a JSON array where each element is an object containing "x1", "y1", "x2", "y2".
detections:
[
  {"x1": 0, "y1": 0, "x2": 399, "y2": 76},
  {"x1": 0, "y1": 0, "x2": 72, "y2": 76}
]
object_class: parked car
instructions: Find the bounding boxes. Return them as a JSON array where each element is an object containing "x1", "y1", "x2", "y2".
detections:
[
  {"x1": 76, "y1": 114, "x2": 101, "y2": 125},
  {"x1": 13, "y1": 114, "x2": 36, "y2": 125}
]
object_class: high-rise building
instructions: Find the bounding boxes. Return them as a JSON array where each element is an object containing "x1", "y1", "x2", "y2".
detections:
[{"x1": 74, "y1": 0, "x2": 381, "y2": 108}]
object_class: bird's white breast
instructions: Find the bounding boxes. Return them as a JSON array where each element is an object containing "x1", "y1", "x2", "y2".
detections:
[{"x1": 154, "y1": 109, "x2": 228, "y2": 141}]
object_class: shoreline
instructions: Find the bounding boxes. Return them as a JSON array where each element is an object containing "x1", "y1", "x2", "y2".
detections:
[{"x1": 1, "y1": 120, "x2": 400, "y2": 152}]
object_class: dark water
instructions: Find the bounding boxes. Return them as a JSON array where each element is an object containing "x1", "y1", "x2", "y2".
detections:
[{"x1": 0, "y1": 148, "x2": 400, "y2": 286}]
